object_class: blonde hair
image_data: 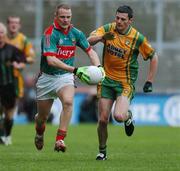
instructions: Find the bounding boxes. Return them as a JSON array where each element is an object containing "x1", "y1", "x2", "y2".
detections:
[
  {"x1": 7, "y1": 16, "x2": 21, "y2": 24},
  {"x1": 54, "y1": 4, "x2": 71, "y2": 16},
  {"x1": 0, "y1": 22, "x2": 7, "y2": 34}
]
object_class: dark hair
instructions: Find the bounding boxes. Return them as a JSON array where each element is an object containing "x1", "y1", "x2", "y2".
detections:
[
  {"x1": 55, "y1": 4, "x2": 71, "y2": 16},
  {"x1": 116, "y1": 5, "x2": 133, "y2": 19}
]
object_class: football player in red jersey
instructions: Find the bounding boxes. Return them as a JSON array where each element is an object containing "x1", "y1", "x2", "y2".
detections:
[{"x1": 34, "y1": 4, "x2": 104, "y2": 152}]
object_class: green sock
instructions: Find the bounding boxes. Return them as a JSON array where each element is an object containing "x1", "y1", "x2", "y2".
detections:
[{"x1": 99, "y1": 145, "x2": 107, "y2": 155}]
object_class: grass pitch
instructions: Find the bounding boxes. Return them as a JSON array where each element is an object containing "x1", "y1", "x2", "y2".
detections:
[{"x1": 0, "y1": 124, "x2": 180, "y2": 171}]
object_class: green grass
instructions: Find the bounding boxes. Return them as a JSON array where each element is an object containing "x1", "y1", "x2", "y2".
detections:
[{"x1": 0, "y1": 124, "x2": 180, "y2": 171}]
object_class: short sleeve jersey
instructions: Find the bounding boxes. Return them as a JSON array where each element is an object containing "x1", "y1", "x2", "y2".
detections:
[
  {"x1": 90, "y1": 22, "x2": 155, "y2": 83},
  {"x1": 0, "y1": 43, "x2": 25, "y2": 86},
  {"x1": 6, "y1": 32, "x2": 35, "y2": 60},
  {"x1": 40, "y1": 20, "x2": 91, "y2": 75}
]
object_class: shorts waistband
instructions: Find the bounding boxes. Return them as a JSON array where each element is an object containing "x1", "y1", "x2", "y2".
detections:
[{"x1": 42, "y1": 72, "x2": 73, "y2": 78}]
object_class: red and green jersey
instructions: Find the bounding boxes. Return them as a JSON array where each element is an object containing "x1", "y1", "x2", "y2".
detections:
[
  {"x1": 41, "y1": 20, "x2": 91, "y2": 75},
  {"x1": 90, "y1": 22, "x2": 155, "y2": 84}
]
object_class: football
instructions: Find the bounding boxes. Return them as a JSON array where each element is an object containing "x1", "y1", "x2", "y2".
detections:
[{"x1": 86, "y1": 66, "x2": 103, "y2": 85}]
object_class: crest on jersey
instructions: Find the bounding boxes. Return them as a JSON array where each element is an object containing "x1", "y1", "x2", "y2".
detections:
[
  {"x1": 59, "y1": 39, "x2": 63, "y2": 45},
  {"x1": 125, "y1": 40, "x2": 130, "y2": 46}
]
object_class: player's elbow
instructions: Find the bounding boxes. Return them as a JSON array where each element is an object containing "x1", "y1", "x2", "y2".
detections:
[
  {"x1": 46, "y1": 56, "x2": 56, "y2": 66},
  {"x1": 151, "y1": 53, "x2": 158, "y2": 64},
  {"x1": 47, "y1": 57, "x2": 53, "y2": 66},
  {"x1": 88, "y1": 36, "x2": 97, "y2": 46},
  {"x1": 87, "y1": 37, "x2": 93, "y2": 45},
  {"x1": 151, "y1": 53, "x2": 158, "y2": 61}
]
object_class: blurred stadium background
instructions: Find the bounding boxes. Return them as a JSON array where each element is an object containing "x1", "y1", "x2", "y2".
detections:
[{"x1": 0, "y1": 0, "x2": 180, "y2": 126}]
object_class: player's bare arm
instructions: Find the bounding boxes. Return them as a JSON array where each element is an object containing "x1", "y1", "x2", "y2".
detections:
[
  {"x1": 143, "y1": 53, "x2": 158, "y2": 93},
  {"x1": 87, "y1": 35, "x2": 103, "y2": 46},
  {"x1": 88, "y1": 32, "x2": 115, "y2": 46},
  {"x1": 146, "y1": 53, "x2": 158, "y2": 83},
  {"x1": 46, "y1": 56, "x2": 75, "y2": 73},
  {"x1": 12, "y1": 61, "x2": 26, "y2": 69},
  {"x1": 87, "y1": 48, "x2": 101, "y2": 66}
]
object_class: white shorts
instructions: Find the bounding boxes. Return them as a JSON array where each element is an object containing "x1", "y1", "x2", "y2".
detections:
[{"x1": 36, "y1": 73, "x2": 74, "y2": 100}]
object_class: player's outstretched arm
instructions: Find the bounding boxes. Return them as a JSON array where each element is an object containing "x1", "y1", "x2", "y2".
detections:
[
  {"x1": 143, "y1": 53, "x2": 158, "y2": 93},
  {"x1": 46, "y1": 56, "x2": 75, "y2": 73},
  {"x1": 87, "y1": 35, "x2": 103, "y2": 46},
  {"x1": 86, "y1": 48, "x2": 101, "y2": 67},
  {"x1": 88, "y1": 32, "x2": 115, "y2": 46}
]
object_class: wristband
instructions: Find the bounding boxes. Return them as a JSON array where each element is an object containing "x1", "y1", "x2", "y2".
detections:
[{"x1": 73, "y1": 68, "x2": 78, "y2": 74}]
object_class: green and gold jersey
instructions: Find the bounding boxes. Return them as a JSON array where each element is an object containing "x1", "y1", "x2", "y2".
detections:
[
  {"x1": 90, "y1": 22, "x2": 155, "y2": 84},
  {"x1": 6, "y1": 32, "x2": 35, "y2": 97},
  {"x1": 6, "y1": 32, "x2": 35, "y2": 60}
]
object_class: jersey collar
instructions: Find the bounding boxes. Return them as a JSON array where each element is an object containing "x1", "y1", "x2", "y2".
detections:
[
  {"x1": 53, "y1": 19, "x2": 73, "y2": 35},
  {"x1": 115, "y1": 25, "x2": 132, "y2": 35}
]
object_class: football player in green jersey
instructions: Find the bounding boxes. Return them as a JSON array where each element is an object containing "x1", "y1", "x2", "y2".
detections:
[
  {"x1": 88, "y1": 5, "x2": 158, "y2": 160},
  {"x1": 0, "y1": 22, "x2": 25, "y2": 145}
]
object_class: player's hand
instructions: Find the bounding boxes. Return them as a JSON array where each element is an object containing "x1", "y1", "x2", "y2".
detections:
[
  {"x1": 12, "y1": 61, "x2": 25, "y2": 70},
  {"x1": 143, "y1": 81, "x2": 153, "y2": 93},
  {"x1": 98, "y1": 65, "x2": 105, "y2": 81},
  {"x1": 26, "y1": 56, "x2": 35, "y2": 64},
  {"x1": 73, "y1": 67, "x2": 90, "y2": 84},
  {"x1": 103, "y1": 32, "x2": 115, "y2": 40}
]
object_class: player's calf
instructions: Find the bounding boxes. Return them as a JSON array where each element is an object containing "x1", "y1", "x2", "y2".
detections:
[{"x1": 34, "y1": 114, "x2": 46, "y2": 150}]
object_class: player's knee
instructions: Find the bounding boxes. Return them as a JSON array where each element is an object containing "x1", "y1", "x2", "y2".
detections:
[
  {"x1": 99, "y1": 120, "x2": 108, "y2": 128},
  {"x1": 63, "y1": 100, "x2": 73, "y2": 110},
  {"x1": 99, "y1": 115, "x2": 109, "y2": 125},
  {"x1": 36, "y1": 114, "x2": 48, "y2": 122}
]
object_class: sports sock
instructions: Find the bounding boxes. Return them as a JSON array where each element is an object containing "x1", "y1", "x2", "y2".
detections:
[
  {"x1": 35, "y1": 118, "x2": 45, "y2": 135},
  {"x1": 125, "y1": 110, "x2": 133, "y2": 125},
  {"x1": 4, "y1": 118, "x2": 13, "y2": 136},
  {"x1": 35, "y1": 124, "x2": 45, "y2": 135},
  {"x1": 56, "y1": 129, "x2": 67, "y2": 141},
  {"x1": 127, "y1": 110, "x2": 132, "y2": 119},
  {"x1": 0, "y1": 117, "x2": 5, "y2": 137},
  {"x1": 99, "y1": 145, "x2": 107, "y2": 155}
]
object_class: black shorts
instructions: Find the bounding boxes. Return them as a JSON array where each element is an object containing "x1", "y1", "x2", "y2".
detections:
[{"x1": 0, "y1": 84, "x2": 17, "y2": 109}]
